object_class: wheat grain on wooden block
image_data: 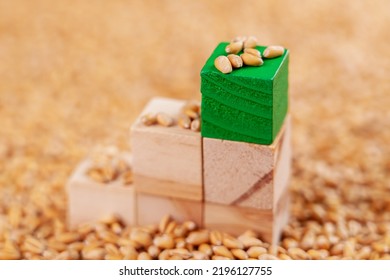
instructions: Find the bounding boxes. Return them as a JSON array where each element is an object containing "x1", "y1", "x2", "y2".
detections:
[
  {"x1": 66, "y1": 154, "x2": 135, "y2": 228},
  {"x1": 204, "y1": 190, "x2": 290, "y2": 245},
  {"x1": 136, "y1": 193, "x2": 203, "y2": 227},
  {"x1": 131, "y1": 97, "x2": 202, "y2": 201},
  {"x1": 203, "y1": 115, "x2": 291, "y2": 210}
]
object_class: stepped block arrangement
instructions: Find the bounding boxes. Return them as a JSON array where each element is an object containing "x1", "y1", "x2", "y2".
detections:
[
  {"x1": 201, "y1": 42, "x2": 289, "y2": 145},
  {"x1": 66, "y1": 154, "x2": 135, "y2": 228},
  {"x1": 66, "y1": 36, "x2": 292, "y2": 246}
]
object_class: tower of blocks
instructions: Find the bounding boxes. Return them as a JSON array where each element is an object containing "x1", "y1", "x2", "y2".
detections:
[{"x1": 66, "y1": 39, "x2": 291, "y2": 245}]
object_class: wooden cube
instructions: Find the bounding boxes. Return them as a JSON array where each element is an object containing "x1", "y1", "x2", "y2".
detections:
[
  {"x1": 204, "y1": 190, "x2": 290, "y2": 244},
  {"x1": 201, "y1": 43, "x2": 289, "y2": 145},
  {"x1": 203, "y1": 115, "x2": 291, "y2": 210},
  {"x1": 66, "y1": 155, "x2": 135, "y2": 228},
  {"x1": 136, "y1": 193, "x2": 203, "y2": 227},
  {"x1": 131, "y1": 97, "x2": 202, "y2": 201}
]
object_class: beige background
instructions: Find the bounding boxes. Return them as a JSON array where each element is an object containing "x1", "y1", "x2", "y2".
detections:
[{"x1": 0, "y1": 0, "x2": 389, "y2": 257}]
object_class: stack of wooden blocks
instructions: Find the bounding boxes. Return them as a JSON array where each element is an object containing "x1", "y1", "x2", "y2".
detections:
[{"x1": 67, "y1": 42, "x2": 291, "y2": 245}]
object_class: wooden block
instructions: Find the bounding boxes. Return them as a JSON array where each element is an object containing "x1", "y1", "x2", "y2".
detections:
[
  {"x1": 203, "y1": 115, "x2": 291, "y2": 209},
  {"x1": 204, "y1": 190, "x2": 290, "y2": 245},
  {"x1": 136, "y1": 193, "x2": 203, "y2": 227},
  {"x1": 131, "y1": 97, "x2": 202, "y2": 201},
  {"x1": 66, "y1": 155, "x2": 135, "y2": 228},
  {"x1": 201, "y1": 42, "x2": 289, "y2": 145}
]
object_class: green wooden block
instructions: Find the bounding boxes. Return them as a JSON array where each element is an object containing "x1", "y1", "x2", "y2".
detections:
[{"x1": 200, "y1": 42, "x2": 289, "y2": 145}]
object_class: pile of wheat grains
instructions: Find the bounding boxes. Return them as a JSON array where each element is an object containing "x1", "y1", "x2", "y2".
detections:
[{"x1": 0, "y1": 0, "x2": 389, "y2": 260}]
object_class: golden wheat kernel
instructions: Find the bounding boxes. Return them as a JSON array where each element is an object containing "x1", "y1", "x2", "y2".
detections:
[
  {"x1": 182, "y1": 220, "x2": 197, "y2": 231},
  {"x1": 214, "y1": 56, "x2": 232, "y2": 74},
  {"x1": 190, "y1": 119, "x2": 201, "y2": 132},
  {"x1": 178, "y1": 114, "x2": 191, "y2": 129},
  {"x1": 300, "y1": 230, "x2": 316, "y2": 250},
  {"x1": 240, "y1": 230, "x2": 258, "y2": 238},
  {"x1": 156, "y1": 112, "x2": 174, "y2": 127},
  {"x1": 192, "y1": 251, "x2": 209, "y2": 260},
  {"x1": 137, "y1": 252, "x2": 152, "y2": 260},
  {"x1": 147, "y1": 245, "x2": 160, "y2": 259},
  {"x1": 315, "y1": 235, "x2": 330, "y2": 250},
  {"x1": 173, "y1": 225, "x2": 188, "y2": 238},
  {"x1": 169, "y1": 255, "x2": 183, "y2": 260},
  {"x1": 104, "y1": 243, "x2": 119, "y2": 255},
  {"x1": 355, "y1": 246, "x2": 370, "y2": 259},
  {"x1": 213, "y1": 245, "x2": 234, "y2": 259},
  {"x1": 288, "y1": 247, "x2": 311, "y2": 260},
  {"x1": 240, "y1": 53, "x2": 263, "y2": 66},
  {"x1": 246, "y1": 246, "x2": 267, "y2": 258},
  {"x1": 186, "y1": 230, "x2": 209, "y2": 245},
  {"x1": 169, "y1": 248, "x2": 192, "y2": 259},
  {"x1": 282, "y1": 237, "x2": 298, "y2": 249},
  {"x1": 42, "y1": 249, "x2": 58, "y2": 259},
  {"x1": 158, "y1": 215, "x2": 171, "y2": 233},
  {"x1": 210, "y1": 230, "x2": 223, "y2": 246},
  {"x1": 23, "y1": 236, "x2": 45, "y2": 254},
  {"x1": 198, "y1": 243, "x2": 212, "y2": 256},
  {"x1": 330, "y1": 243, "x2": 344, "y2": 255},
  {"x1": 243, "y1": 36, "x2": 257, "y2": 48},
  {"x1": 105, "y1": 254, "x2": 122, "y2": 260},
  {"x1": 110, "y1": 222, "x2": 123, "y2": 235},
  {"x1": 158, "y1": 249, "x2": 170, "y2": 260},
  {"x1": 153, "y1": 234, "x2": 175, "y2": 249},
  {"x1": 164, "y1": 221, "x2": 177, "y2": 234},
  {"x1": 97, "y1": 230, "x2": 118, "y2": 243},
  {"x1": 307, "y1": 249, "x2": 325, "y2": 260},
  {"x1": 82, "y1": 247, "x2": 105, "y2": 260},
  {"x1": 244, "y1": 48, "x2": 261, "y2": 57},
  {"x1": 222, "y1": 236, "x2": 244, "y2": 250},
  {"x1": 258, "y1": 254, "x2": 278, "y2": 260},
  {"x1": 225, "y1": 41, "x2": 243, "y2": 54},
  {"x1": 56, "y1": 232, "x2": 81, "y2": 244},
  {"x1": 279, "y1": 253, "x2": 292, "y2": 260},
  {"x1": 227, "y1": 54, "x2": 243, "y2": 68},
  {"x1": 262, "y1": 45, "x2": 285, "y2": 58},
  {"x1": 121, "y1": 170, "x2": 133, "y2": 185},
  {"x1": 231, "y1": 248, "x2": 248, "y2": 260},
  {"x1": 237, "y1": 235, "x2": 263, "y2": 248},
  {"x1": 119, "y1": 245, "x2": 137, "y2": 256},
  {"x1": 68, "y1": 241, "x2": 84, "y2": 251},
  {"x1": 141, "y1": 113, "x2": 157, "y2": 126},
  {"x1": 183, "y1": 108, "x2": 199, "y2": 120}
]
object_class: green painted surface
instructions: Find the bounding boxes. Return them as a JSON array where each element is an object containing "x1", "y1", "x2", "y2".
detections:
[{"x1": 200, "y1": 42, "x2": 289, "y2": 145}]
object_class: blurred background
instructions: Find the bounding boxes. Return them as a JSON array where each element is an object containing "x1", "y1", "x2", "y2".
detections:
[{"x1": 0, "y1": 0, "x2": 389, "y2": 251}]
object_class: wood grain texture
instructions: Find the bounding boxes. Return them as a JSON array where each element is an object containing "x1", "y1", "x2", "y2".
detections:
[
  {"x1": 131, "y1": 97, "x2": 202, "y2": 201},
  {"x1": 205, "y1": 190, "x2": 290, "y2": 244},
  {"x1": 203, "y1": 115, "x2": 291, "y2": 209},
  {"x1": 136, "y1": 193, "x2": 203, "y2": 227},
  {"x1": 66, "y1": 155, "x2": 135, "y2": 228}
]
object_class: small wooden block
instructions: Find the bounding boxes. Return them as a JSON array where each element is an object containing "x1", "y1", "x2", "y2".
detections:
[
  {"x1": 136, "y1": 193, "x2": 203, "y2": 227},
  {"x1": 204, "y1": 190, "x2": 290, "y2": 245},
  {"x1": 203, "y1": 115, "x2": 291, "y2": 210},
  {"x1": 131, "y1": 97, "x2": 202, "y2": 201},
  {"x1": 66, "y1": 155, "x2": 135, "y2": 228}
]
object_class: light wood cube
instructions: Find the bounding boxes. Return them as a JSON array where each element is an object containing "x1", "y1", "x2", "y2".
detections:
[
  {"x1": 203, "y1": 115, "x2": 291, "y2": 210},
  {"x1": 136, "y1": 193, "x2": 203, "y2": 227},
  {"x1": 66, "y1": 155, "x2": 135, "y2": 228},
  {"x1": 204, "y1": 190, "x2": 290, "y2": 244},
  {"x1": 131, "y1": 97, "x2": 202, "y2": 201}
]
